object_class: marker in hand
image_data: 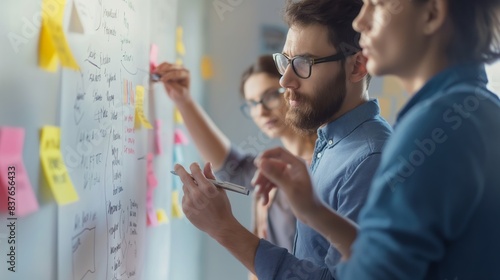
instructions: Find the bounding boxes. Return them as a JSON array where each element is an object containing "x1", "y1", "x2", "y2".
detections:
[
  {"x1": 151, "y1": 73, "x2": 161, "y2": 82},
  {"x1": 170, "y1": 171, "x2": 249, "y2": 195}
]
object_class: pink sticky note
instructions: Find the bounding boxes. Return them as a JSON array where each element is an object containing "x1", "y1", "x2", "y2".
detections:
[
  {"x1": 146, "y1": 153, "x2": 158, "y2": 189},
  {"x1": 150, "y1": 44, "x2": 159, "y2": 72},
  {"x1": 0, "y1": 127, "x2": 39, "y2": 217},
  {"x1": 146, "y1": 191, "x2": 158, "y2": 227},
  {"x1": 154, "y1": 119, "x2": 162, "y2": 155},
  {"x1": 174, "y1": 128, "x2": 189, "y2": 145}
]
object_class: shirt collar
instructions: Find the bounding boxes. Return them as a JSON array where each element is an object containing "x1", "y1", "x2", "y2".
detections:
[
  {"x1": 396, "y1": 63, "x2": 488, "y2": 123},
  {"x1": 317, "y1": 99, "x2": 381, "y2": 146}
]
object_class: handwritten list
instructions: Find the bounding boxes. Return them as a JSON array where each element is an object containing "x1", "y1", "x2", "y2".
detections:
[{"x1": 57, "y1": 0, "x2": 150, "y2": 279}]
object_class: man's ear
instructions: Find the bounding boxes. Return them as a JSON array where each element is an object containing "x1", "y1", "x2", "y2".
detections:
[
  {"x1": 348, "y1": 52, "x2": 368, "y2": 83},
  {"x1": 421, "y1": 0, "x2": 449, "y2": 36}
]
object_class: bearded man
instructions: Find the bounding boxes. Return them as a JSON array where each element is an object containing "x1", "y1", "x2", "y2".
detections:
[{"x1": 175, "y1": 0, "x2": 393, "y2": 278}]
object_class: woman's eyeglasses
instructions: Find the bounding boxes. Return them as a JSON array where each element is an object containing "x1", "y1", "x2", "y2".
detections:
[{"x1": 240, "y1": 88, "x2": 286, "y2": 118}]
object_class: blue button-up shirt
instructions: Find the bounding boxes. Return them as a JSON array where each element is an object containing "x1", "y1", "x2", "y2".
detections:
[
  {"x1": 255, "y1": 99, "x2": 392, "y2": 279},
  {"x1": 336, "y1": 63, "x2": 500, "y2": 279}
]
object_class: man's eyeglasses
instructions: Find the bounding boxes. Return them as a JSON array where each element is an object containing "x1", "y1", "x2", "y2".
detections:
[
  {"x1": 272, "y1": 52, "x2": 350, "y2": 79},
  {"x1": 240, "y1": 88, "x2": 286, "y2": 118}
]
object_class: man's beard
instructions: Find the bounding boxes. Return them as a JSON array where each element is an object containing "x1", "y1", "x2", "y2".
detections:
[{"x1": 285, "y1": 69, "x2": 347, "y2": 133}]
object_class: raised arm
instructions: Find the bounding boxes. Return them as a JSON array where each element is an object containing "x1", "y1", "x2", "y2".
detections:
[
  {"x1": 155, "y1": 62, "x2": 230, "y2": 170},
  {"x1": 253, "y1": 147, "x2": 359, "y2": 259}
]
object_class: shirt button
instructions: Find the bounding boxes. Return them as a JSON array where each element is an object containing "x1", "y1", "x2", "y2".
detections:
[
  {"x1": 317, "y1": 153, "x2": 322, "y2": 158},
  {"x1": 328, "y1": 139, "x2": 333, "y2": 145}
]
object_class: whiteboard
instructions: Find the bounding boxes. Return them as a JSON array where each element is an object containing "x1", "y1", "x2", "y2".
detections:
[
  {"x1": 57, "y1": 0, "x2": 150, "y2": 279},
  {"x1": 0, "y1": 0, "x2": 178, "y2": 279}
]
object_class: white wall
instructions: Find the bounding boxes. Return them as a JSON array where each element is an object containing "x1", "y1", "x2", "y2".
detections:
[
  {"x1": 203, "y1": 1, "x2": 286, "y2": 280},
  {"x1": 486, "y1": 61, "x2": 500, "y2": 95}
]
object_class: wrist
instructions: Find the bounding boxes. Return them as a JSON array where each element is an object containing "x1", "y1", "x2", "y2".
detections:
[{"x1": 175, "y1": 97, "x2": 195, "y2": 111}]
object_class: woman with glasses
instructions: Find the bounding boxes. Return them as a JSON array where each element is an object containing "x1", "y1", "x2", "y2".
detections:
[
  {"x1": 253, "y1": 0, "x2": 500, "y2": 279},
  {"x1": 154, "y1": 55, "x2": 316, "y2": 268}
]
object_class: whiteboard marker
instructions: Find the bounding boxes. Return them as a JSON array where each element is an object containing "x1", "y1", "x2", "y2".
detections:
[{"x1": 170, "y1": 171, "x2": 249, "y2": 195}]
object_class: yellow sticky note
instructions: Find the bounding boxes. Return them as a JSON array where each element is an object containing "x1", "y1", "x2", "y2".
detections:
[
  {"x1": 156, "y1": 208, "x2": 169, "y2": 224},
  {"x1": 382, "y1": 76, "x2": 404, "y2": 96},
  {"x1": 175, "y1": 58, "x2": 183, "y2": 66},
  {"x1": 39, "y1": 126, "x2": 79, "y2": 205},
  {"x1": 134, "y1": 86, "x2": 153, "y2": 129},
  {"x1": 39, "y1": 0, "x2": 80, "y2": 71},
  {"x1": 377, "y1": 97, "x2": 393, "y2": 120},
  {"x1": 39, "y1": 23, "x2": 59, "y2": 72},
  {"x1": 174, "y1": 107, "x2": 184, "y2": 124},
  {"x1": 176, "y1": 26, "x2": 186, "y2": 56},
  {"x1": 201, "y1": 56, "x2": 214, "y2": 80},
  {"x1": 171, "y1": 190, "x2": 183, "y2": 219}
]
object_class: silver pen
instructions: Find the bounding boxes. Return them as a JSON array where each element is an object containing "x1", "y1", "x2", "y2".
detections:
[{"x1": 170, "y1": 171, "x2": 249, "y2": 195}]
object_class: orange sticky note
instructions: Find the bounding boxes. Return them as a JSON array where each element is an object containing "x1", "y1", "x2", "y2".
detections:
[
  {"x1": 171, "y1": 190, "x2": 183, "y2": 219},
  {"x1": 39, "y1": 0, "x2": 80, "y2": 71},
  {"x1": 39, "y1": 126, "x2": 79, "y2": 205},
  {"x1": 156, "y1": 208, "x2": 169, "y2": 224},
  {"x1": 134, "y1": 86, "x2": 153, "y2": 129},
  {"x1": 377, "y1": 97, "x2": 393, "y2": 121},
  {"x1": 201, "y1": 56, "x2": 214, "y2": 80},
  {"x1": 146, "y1": 153, "x2": 158, "y2": 189},
  {"x1": 174, "y1": 128, "x2": 189, "y2": 145},
  {"x1": 382, "y1": 76, "x2": 404, "y2": 97},
  {"x1": 0, "y1": 127, "x2": 39, "y2": 217}
]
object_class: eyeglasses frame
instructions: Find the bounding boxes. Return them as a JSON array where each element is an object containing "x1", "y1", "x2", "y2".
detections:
[{"x1": 272, "y1": 52, "x2": 351, "y2": 79}]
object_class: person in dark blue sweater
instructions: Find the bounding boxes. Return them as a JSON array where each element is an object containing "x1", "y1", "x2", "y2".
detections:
[{"x1": 253, "y1": 0, "x2": 500, "y2": 279}]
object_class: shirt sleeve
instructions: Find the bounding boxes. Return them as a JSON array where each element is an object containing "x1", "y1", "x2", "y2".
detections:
[
  {"x1": 326, "y1": 153, "x2": 383, "y2": 266},
  {"x1": 214, "y1": 145, "x2": 256, "y2": 189},
  {"x1": 255, "y1": 239, "x2": 335, "y2": 280},
  {"x1": 335, "y1": 98, "x2": 486, "y2": 279}
]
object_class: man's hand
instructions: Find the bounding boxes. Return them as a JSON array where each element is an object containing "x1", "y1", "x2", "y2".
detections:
[
  {"x1": 154, "y1": 62, "x2": 192, "y2": 106},
  {"x1": 253, "y1": 147, "x2": 323, "y2": 222},
  {"x1": 176, "y1": 162, "x2": 238, "y2": 238}
]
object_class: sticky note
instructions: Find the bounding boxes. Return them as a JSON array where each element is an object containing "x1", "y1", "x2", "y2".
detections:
[
  {"x1": 154, "y1": 119, "x2": 163, "y2": 155},
  {"x1": 70, "y1": 0, "x2": 96, "y2": 34},
  {"x1": 377, "y1": 97, "x2": 393, "y2": 121},
  {"x1": 146, "y1": 192, "x2": 158, "y2": 227},
  {"x1": 0, "y1": 127, "x2": 39, "y2": 217},
  {"x1": 39, "y1": 126, "x2": 79, "y2": 205},
  {"x1": 39, "y1": 23, "x2": 59, "y2": 72},
  {"x1": 171, "y1": 190, "x2": 183, "y2": 219},
  {"x1": 146, "y1": 153, "x2": 158, "y2": 189},
  {"x1": 382, "y1": 76, "x2": 404, "y2": 96},
  {"x1": 174, "y1": 128, "x2": 189, "y2": 145},
  {"x1": 174, "y1": 108, "x2": 184, "y2": 124},
  {"x1": 150, "y1": 44, "x2": 159, "y2": 72},
  {"x1": 175, "y1": 58, "x2": 183, "y2": 66},
  {"x1": 39, "y1": 0, "x2": 80, "y2": 71},
  {"x1": 176, "y1": 26, "x2": 186, "y2": 56},
  {"x1": 134, "y1": 86, "x2": 153, "y2": 129},
  {"x1": 201, "y1": 56, "x2": 214, "y2": 80},
  {"x1": 156, "y1": 208, "x2": 169, "y2": 224}
]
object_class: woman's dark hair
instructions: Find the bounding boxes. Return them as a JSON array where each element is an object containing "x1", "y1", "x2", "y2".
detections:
[
  {"x1": 283, "y1": 0, "x2": 371, "y2": 86},
  {"x1": 419, "y1": 0, "x2": 500, "y2": 64},
  {"x1": 240, "y1": 55, "x2": 281, "y2": 97}
]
